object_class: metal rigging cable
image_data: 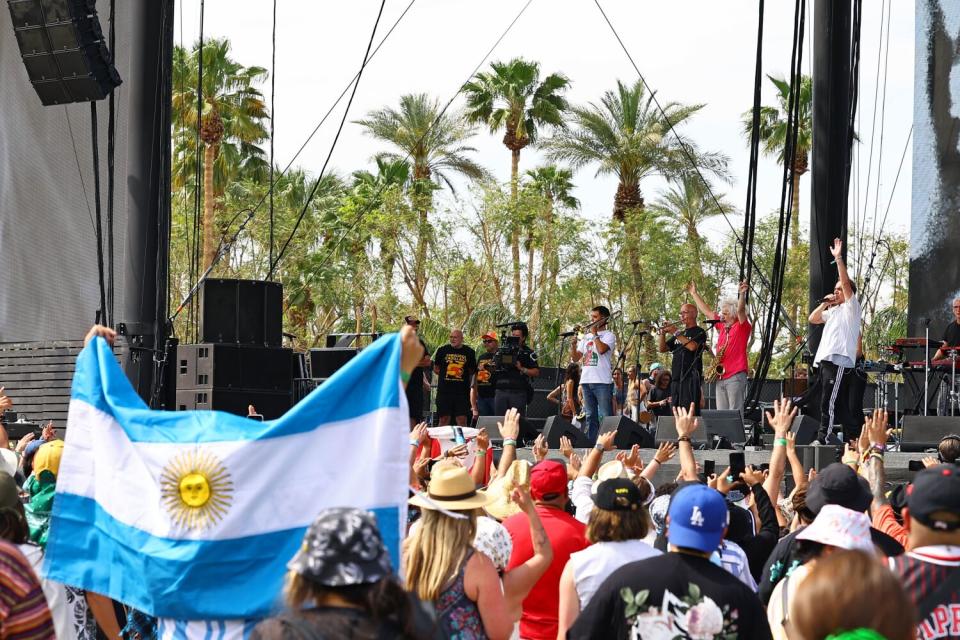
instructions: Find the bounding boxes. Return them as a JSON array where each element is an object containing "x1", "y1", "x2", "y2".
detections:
[
  {"x1": 90, "y1": 101, "x2": 108, "y2": 326},
  {"x1": 740, "y1": 0, "x2": 765, "y2": 288},
  {"x1": 745, "y1": 0, "x2": 807, "y2": 412},
  {"x1": 106, "y1": 0, "x2": 117, "y2": 327},
  {"x1": 268, "y1": 0, "x2": 277, "y2": 271},
  {"x1": 266, "y1": 0, "x2": 536, "y2": 281},
  {"x1": 190, "y1": 0, "x2": 205, "y2": 342},
  {"x1": 266, "y1": 0, "x2": 387, "y2": 280}
]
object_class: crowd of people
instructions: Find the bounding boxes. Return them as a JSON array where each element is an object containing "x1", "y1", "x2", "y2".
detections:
[{"x1": 2, "y1": 324, "x2": 959, "y2": 640}]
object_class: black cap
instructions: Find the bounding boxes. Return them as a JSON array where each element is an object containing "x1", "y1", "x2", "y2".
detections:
[
  {"x1": 806, "y1": 463, "x2": 872, "y2": 515},
  {"x1": 594, "y1": 478, "x2": 643, "y2": 511},
  {"x1": 907, "y1": 464, "x2": 960, "y2": 531}
]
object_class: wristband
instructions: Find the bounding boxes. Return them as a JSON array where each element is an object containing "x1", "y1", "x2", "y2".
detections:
[
  {"x1": 400, "y1": 370, "x2": 411, "y2": 384},
  {"x1": 870, "y1": 443, "x2": 885, "y2": 453},
  {"x1": 409, "y1": 440, "x2": 419, "y2": 447},
  {"x1": 677, "y1": 435, "x2": 691, "y2": 443},
  {"x1": 503, "y1": 438, "x2": 517, "y2": 447},
  {"x1": 774, "y1": 438, "x2": 788, "y2": 447},
  {"x1": 476, "y1": 449, "x2": 487, "y2": 456},
  {"x1": 594, "y1": 443, "x2": 604, "y2": 451},
  {"x1": 650, "y1": 458, "x2": 662, "y2": 466}
]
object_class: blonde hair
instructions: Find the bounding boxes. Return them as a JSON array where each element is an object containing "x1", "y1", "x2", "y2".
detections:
[{"x1": 403, "y1": 508, "x2": 479, "y2": 601}]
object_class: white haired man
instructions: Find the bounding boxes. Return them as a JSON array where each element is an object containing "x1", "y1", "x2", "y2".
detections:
[{"x1": 688, "y1": 280, "x2": 752, "y2": 411}]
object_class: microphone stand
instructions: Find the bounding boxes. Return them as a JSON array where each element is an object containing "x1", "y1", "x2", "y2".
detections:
[{"x1": 924, "y1": 318, "x2": 931, "y2": 416}]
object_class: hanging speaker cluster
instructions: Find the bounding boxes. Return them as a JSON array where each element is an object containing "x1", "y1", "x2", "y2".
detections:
[{"x1": 6, "y1": 0, "x2": 121, "y2": 105}]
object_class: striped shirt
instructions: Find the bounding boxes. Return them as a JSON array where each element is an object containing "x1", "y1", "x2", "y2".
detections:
[
  {"x1": 889, "y1": 545, "x2": 960, "y2": 640},
  {"x1": 0, "y1": 540, "x2": 54, "y2": 640}
]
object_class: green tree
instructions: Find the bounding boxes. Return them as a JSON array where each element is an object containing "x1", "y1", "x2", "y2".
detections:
[
  {"x1": 647, "y1": 176, "x2": 734, "y2": 283},
  {"x1": 172, "y1": 39, "x2": 269, "y2": 269},
  {"x1": 355, "y1": 94, "x2": 488, "y2": 314},
  {"x1": 742, "y1": 74, "x2": 812, "y2": 250},
  {"x1": 462, "y1": 58, "x2": 570, "y2": 311},
  {"x1": 546, "y1": 79, "x2": 728, "y2": 307},
  {"x1": 523, "y1": 165, "x2": 579, "y2": 325}
]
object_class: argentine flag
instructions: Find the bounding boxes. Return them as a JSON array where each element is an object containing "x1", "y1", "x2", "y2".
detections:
[{"x1": 44, "y1": 333, "x2": 409, "y2": 620}]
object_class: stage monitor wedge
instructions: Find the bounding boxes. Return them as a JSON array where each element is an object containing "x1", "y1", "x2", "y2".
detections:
[
  {"x1": 655, "y1": 415, "x2": 708, "y2": 446},
  {"x1": 900, "y1": 416, "x2": 960, "y2": 453},
  {"x1": 702, "y1": 410, "x2": 746, "y2": 446},
  {"x1": 7, "y1": 0, "x2": 122, "y2": 105},
  {"x1": 543, "y1": 416, "x2": 589, "y2": 449},
  {"x1": 599, "y1": 415, "x2": 654, "y2": 449}
]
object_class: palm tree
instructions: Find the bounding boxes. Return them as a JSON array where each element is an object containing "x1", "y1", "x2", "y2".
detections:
[
  {"x1": 648, "y1": 176, "x2": 733, "y2": 282},
  {"x1": 172, "y1": 39, "x2": 270, "y2": 269},
  {"x1": 545, "y1": 79, "x2": 728, "y2": 301},
  {"x1": 523, "y1": 166, "x2": 579, "y2": 298},
  {"x1": 355, "y1": 94, "x2": 489, "y2": 313},
  {"x1": 463, "y1": 58, "x2": 570, "y2": 312},
  {"x1": 742, "y1": 74, "x2": 812, "y2": 249}
]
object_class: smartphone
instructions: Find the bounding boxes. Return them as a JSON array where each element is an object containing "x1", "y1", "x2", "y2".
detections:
[
  {"x1": 703, "y1": 459, "x2": 716, "y2": 477},
  {"x1": 908, "y1": 460, "x2": 925, "y2": 472},
  {"x1": 247, "y1": 413, "x2": 264, "y2": 422},
  {"x1": 729, "y1": 452, "x2": 746, "y2": 479},
  {"x1": 453, "y1": 426, "x2": 466, "y2": 445}
]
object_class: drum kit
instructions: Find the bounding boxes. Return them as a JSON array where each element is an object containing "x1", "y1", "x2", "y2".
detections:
[{"x1": 883, "y1": 338, "x2": 960, "y2": 416}]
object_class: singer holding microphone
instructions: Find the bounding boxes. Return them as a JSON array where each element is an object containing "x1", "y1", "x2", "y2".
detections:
[
  {"x1": 570, "y1": 305, "x2": 616, "y2": 443},
  {"x1": 687, "y1": 280, "x2": 752, "y2": 411},
  {"x1": 658, "y1": 303, "x2": 707, "y2": 415},
  {"x1": 809, "y1": 238, "x2": 862, "y2": 444}
]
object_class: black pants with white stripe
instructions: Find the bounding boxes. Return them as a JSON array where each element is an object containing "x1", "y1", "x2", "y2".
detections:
[{"x1": 818, "y1": 361, "x2": 860, "y2": 441}]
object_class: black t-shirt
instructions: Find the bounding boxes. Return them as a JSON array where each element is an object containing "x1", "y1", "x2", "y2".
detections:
[
  {"x1": 405, "y1": 337, "x2": 430, "y2": 411},
  {"x1": 648, "y1": 385, "x2": 671, "y2": 416},
  {"x1": 758, "y1": 524, "x2": 904, "y2": 604},
  {"x1": 666, "y1": 326, "x2": 707, "y2": 381},
  {"x1": 433, "y1": 344, "x2": 476, "y2": 396},
  {"x1": 568, "y1": 552, "x2": 773, "y2": 640},
  {"x1": 943, "y1": 322, "x2": 960, "y2": 349},
  {"x1": 475, "y1": 352, "x2": 497, "y2": 398},
  {"x1": 495, "y1": 345, "x2": 538, "y2": 391},
  {"x1": 250, "y1": 600, "x2": 440, "y2": 640}
]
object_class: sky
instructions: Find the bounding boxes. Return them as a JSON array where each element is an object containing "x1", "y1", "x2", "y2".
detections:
[{"x1": 176, "y1": 0, "x2": 915, "y2": 277}]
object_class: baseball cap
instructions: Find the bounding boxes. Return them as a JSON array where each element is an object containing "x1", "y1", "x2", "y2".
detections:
[
  {"x1": 906, "y1": 464, "x2": 960, "y2": 531},
  {"x1": 593, "y1": 478, "x2": 643, "y2": 511},
  {"x1": 403, "y1": 315, "x2": 420, "y2": 325},
  {"x1": 796, "y1": 504, "x2": 875, "y2": 552},
  {"x1": 480, "y1": 332, "x2": 498, "y2": 342},
  {"x1": 667, "y1": 484, "x2": 729, "y2": 553},
  {"x1": 805, "y1": 463, "x2": 872, "y2": 515},
  {"x1": 650, "y1": 362, "x2": 664, "y2": 372},
  {"x1": 33, "y1": 440, "x2": 64, "y2": 479},
  {"x1": 287, "y1": 507, "x2": 394, "y2": 587},
  {"x1": 530, "y1": 460, "x2": 568, "y2": 500}
]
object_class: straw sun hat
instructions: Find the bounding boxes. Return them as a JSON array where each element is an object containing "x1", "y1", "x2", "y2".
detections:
[{"x1": 410, "y1": 462, "x2": 492, "y2": 511}]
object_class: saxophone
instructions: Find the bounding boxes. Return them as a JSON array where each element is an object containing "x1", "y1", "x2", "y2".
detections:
[{"x1": 707, "y1": 339, "x2": 726, "y2": 383}]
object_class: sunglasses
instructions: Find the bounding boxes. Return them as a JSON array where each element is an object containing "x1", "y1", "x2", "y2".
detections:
[{"x1": 482, "y1": 339, "x2": 495, "y2": 343}]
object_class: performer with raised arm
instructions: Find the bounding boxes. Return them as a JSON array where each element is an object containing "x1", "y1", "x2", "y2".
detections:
[
  {"x1": 809, "y1": 238, "x2": 862, "y2": 444},
  {"x1": 570, "y1": 306, "x2": 617, "y2": 444},
  {"x1": 933, "y1": 297, "x2": 960, "y2": 361},
  {"x1": 687, "y1": 280, "x2": 752, "y2": 411},
  {"x1": 658, "y1": 304, "x2": 707, "y2": 415}
]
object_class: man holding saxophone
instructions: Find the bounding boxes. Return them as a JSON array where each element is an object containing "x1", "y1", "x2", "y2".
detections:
[{"x1": 688, "y1": 280, "x2": 752, "y2": 411}]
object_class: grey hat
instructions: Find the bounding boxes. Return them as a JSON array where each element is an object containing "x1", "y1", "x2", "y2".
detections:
[{"x1": 287, "y1": 507, "x2": 394, "y2": 587}]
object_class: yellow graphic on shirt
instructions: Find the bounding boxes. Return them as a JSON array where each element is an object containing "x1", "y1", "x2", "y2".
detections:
[{"x1": 443, "y1": 353, "x2": 468, "y2": 381}]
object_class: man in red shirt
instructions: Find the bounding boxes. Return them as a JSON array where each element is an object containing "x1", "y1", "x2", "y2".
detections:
[
  {"x1": 503, "y1": 459, "x2": 589, "y2": 639},
  {"x1": 688, "y1": 280, "x2": 752, "y2": 411}
]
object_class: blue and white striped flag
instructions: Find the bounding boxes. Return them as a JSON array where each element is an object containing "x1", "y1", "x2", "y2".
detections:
[{"x1": 44, "y1": 333, "x2": 409, "y2": 620}]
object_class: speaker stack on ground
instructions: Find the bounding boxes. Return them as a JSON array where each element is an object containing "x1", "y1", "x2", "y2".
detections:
[
  {"x1": 900, "y1": 416, "x2": 960, "y2": 452},
  {"x1": 175, "y1": 279, "x2": 292, "y2": 419}
]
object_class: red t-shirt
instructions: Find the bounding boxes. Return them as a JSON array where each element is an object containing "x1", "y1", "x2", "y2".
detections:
[
  {"x1": 503, "y1": 505, "x2": 589, "y2": 640},
  {"x1": 714, "y1": 313, "x2": 752, "y2": 379}
]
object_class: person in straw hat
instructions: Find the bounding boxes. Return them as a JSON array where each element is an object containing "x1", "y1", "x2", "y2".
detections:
[{"x1": 404, "y1": 461, "x2": 514, "y2": 640}]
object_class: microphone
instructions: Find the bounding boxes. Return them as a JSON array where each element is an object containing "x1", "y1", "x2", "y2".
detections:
[
  {"x1": 704, "y1": 319, "x2": 722, "y2": 326},
  {"x1": 559, "y1": 331, "x2": 577, "y2": 337}
]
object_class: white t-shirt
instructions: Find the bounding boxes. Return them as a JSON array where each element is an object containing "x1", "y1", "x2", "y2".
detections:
[
  {"x1": 569, "y1": 539, "x2": 661, "y2": 609},
  {"x1": 578, "y1": 330, "x2": 616, "y2": 384},
  {"x1": 813, "y1": 293, "x2": 861, "y2": 369}
]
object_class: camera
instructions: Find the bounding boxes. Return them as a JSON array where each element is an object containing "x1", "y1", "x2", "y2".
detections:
[{"x1": 494, "y1": 334, "x2": 522, "y2": 373}]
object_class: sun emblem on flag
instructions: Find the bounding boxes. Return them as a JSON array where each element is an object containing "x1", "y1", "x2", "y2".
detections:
[{"x1": 160, "y1": 449, "x2": 234, "y2": 531}]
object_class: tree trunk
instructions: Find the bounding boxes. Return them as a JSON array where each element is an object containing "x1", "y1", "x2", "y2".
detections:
[
  {"x1": 411, "y1": 175, "x2": 432, "y2": 316},
  {"x1": 623, "y1": 209, "x2": 644, "y2": 311},
  {"x1": 202, "y1": 143, "x2": 218, "y2": 269},
  {"x1": 510, "y1": 148, "x2": 521, "y2": 313},
  {"x1": 539, "y1": 199, "x2": 554, "y2": 307}
]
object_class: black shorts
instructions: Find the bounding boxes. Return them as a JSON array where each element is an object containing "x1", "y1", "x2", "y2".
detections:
[{"x1": 436, "y1": 392, "x2": 470, "y2": 418}]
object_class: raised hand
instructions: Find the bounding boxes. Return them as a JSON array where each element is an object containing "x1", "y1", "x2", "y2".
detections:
[
  {"x1": 83, "y1": 324, "x2": 117, "y2": 347},
  {"x1": 0, "y1": 388, "x2": 11, "y2": 413},
  {"x1": 738, "y1": 280, "x2": 749, "y2": 296},
  {"x1": 411, "y1": 422, "x2": 430, "y2": 445},
  {"x1": 687, "y1": 281, "x2": 697, "y2": 295},
  {"x1": 569, "y1": 452, "x2": 582, "y2": 473},
  {"x1": 445, "y1": 443, "x2": 468, "y2": 459},
  {"x1": 764, "y1": 398, "x2": 798, "y2": 437},
  {"x1": 864, "y1": 409, "x2": 891, "y2": 448},
  {"x1": 41, "y1": 421, "x2": 55, "y2": 442},
  {"x1": 511, "y1": 486, "x2": 536, "y2": 514},
  {"x1": 597, "y1": 429, "x2": 617, "y2": 452},
  {"x1": 740, "y1": 465, "x2": 765, "y2": 487},
  {"x1": 400, "y1": 325, "x2": 426, "y2": 376},
  {"x1": 654, "y1": 441, "x2": 678, "y2": 464},
  {"x1": 830, "y1": 238, "x2": 843, "y2": 259},
  {"x1": 498, "y1": 408, "x2": 521, "y2": 441},
  {"x1": 623, "y1": 444, "x2": 641, "y2": 469},
  {"x1": 672, "y1": 403, "x2": 700, "y2": 438},
  {"x1": 476, "y1": 428, "x2": 490, "y2": 452},
  {"x1": 716, "y1": 466, "x2": 736, "y2": 494},
  {"x1": 532, "y1": 434, "x2": 548, "y2": 462},
  {"x1": 559, "y1": 435, "x2": 574, "y2": 459}
]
